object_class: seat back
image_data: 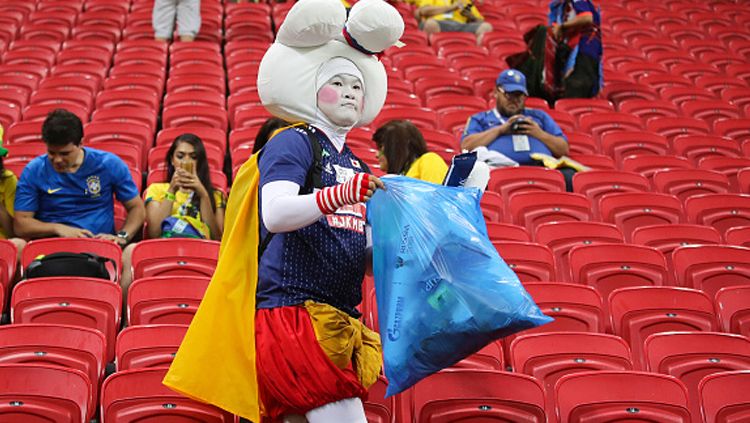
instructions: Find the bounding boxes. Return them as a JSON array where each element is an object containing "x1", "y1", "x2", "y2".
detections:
[
  {"x1": 130, "y1": 239, "x2": 220, "y2": 280},
  {"x1": 487, "y1": 166, "x2": 566, "y2": 203},
  {"x1": 508, "y1": 192, "x2": 592, "y2": 234},
  {"x1": 672, "y1": 245, "x2": 750, "y2": 299},
  {"x1": 491, "y1": 242, "x2": 555, "y2": 283},
  {"x1": 101, "y1": 367, "x2": 235, "y2": 422},
  {"x1": 116, "y1": 324, "x2": 189, "y2": 371},
  {"x1": 685, "y1": 193, "x2": 750, "y2": 235},
  {"x1": 644, "y1": 332, "x2": 750, "y2": 421},
  {"x1": 714, "y1": 286, "x2": 750, "y2": 337},
  {"x1": 555, "y1": 371, "x2": 691, "y2": 423},
  {"x1": 0, "y1": 323, "x2": 106, "y2": 419},
  {"x1": 412, "y1": 369, "x2": 546, "y2": 422},
  {"x1": 511, "y1": 332, "x2": 633, "y2": 417},
  {"x1": 521, "y1": 283, "x2": 606, "y2": 334},
  {"x1": 652, "y1": 169, "x2": 730, "y2": 202},
  {"x1": 127, "y1": 276, "x2": 210, "y2": 326},
  {"x1": 699, "y1": 370, "x2": 750, "y2": 423},
  {"x1": 569, "y1": 243, "x2": 670, "y2": 303},
  {"x1": 364, "y1": 376, "x2": 396, "y2": 423},
  {"x1": 630, "y1": 224, "x2": 722, "y2": 272},
  {"x1": 609, "y1": 286, "x2": 718, "y2": 370},
  {"x1": 12, "y1": 277, "x2": 121, "y2": 361},
  {"x1": 535, "y1": 221, "x2": 624, "y2": 282},
  {"x1": 0, "y1": 363, "x2": 90, "y2": 423},
  {"x1": 599, "y1": 192, "x2": 684, "y2": 241}
]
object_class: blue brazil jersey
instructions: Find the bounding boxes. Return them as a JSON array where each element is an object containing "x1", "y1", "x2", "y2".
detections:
[
  {"x1": 462, "y1": 108, "x2": 567, "y2": 165},
  {"x1": 257, "y1": 126, "x2": 369, "y2": 317},
  {"x1": 14, "y1": 147, "x2": 139, "y2": 234}
]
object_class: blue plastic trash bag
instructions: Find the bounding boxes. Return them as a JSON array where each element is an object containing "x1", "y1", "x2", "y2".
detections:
[{"x1": 368, "y1": 176, "x2": 552, "y2": 396}]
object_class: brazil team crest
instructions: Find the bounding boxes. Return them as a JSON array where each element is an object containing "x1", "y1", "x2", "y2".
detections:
[{"x1": 86, "y1": 175, "x2": 102, "y2": 198}]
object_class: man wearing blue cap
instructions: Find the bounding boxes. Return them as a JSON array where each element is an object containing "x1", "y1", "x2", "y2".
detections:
[{"x1": 461, "y1": 69, "x2": 574, "y2": 190}]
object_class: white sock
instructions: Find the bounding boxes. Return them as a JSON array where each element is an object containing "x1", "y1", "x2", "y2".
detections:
[{"x1": 305, "y1": 397, "x2": 367, "y2": 423}]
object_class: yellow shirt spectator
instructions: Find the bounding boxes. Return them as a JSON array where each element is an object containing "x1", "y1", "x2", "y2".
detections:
[
  {"x1": 0, "y1": 170, "x2": 17, "y2": 239},
  {"x1": 415, "y1": 0, "x2": 483, "y2": 23},
  {"x1": 145, "y1": 183, "x2": 226, "y2": 239},
  {"x1": 405, "y1": 152, "x2": 448, "y2": 184}
]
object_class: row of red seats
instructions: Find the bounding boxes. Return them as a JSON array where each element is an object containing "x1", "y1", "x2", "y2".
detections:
[{"x1": 3, "y1": 329, "x2": 749, "y2": 422}]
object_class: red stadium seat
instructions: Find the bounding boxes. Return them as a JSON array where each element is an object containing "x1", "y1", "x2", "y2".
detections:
[
  {"x1": 684, "y1": 193, "x2": 750, "y2": 235},
  {"x1": 508, "y1": 192, "x2": 592, "y2": 234},
  {"x1": 599, "y1": 131, "x2": 670, "y2": 165},
  {"x1": 598, "y1": 192, "x2": 684, "y2": 241},
  {"x1": 572, "y1": 170, "x2": 651, "y2": 215},
  {"x1": 645, "y1": 116, "x2": 711, "y2": 141},
  {"x1": 373, "y1": 106, "x2": 438, "y2": 131},
  {"x1": 511, "y1": 332, "x2": 632, "y2": 417},
  {"x1": 569, "y1": 243, "x2": 670, "y2": 302},
  {"x1": 714, "y1": 286, "x2": 750, "y2": 337},
  {"x1": 644, "y1": 332, "x2": 750, "y2": 421},
  {"x1": 535, "y1": 221, "x2": 624, "y2": 282},
  {"x1": 522, "y1": 282, "x2": 606, "y2": 333},
  {"x1": 22, "y1": 238, "x2": 122, "y2": 282},
  {"x1": 579, "y1": 112, "x2": 644, "y2": 142},
  {"x1": 116, "y1": 324, "x2": 188, "y2": 371},
  {"x1": 672, "y1": 245, "x2": 750, "y2": 299},
  {"x1": 725, "y1": 226, "x2": 750, "y2": 248},
  {"x1": 130, "y1": 239, "x2": 219, "y2": 280},
  {"x1": 714, "y1": 118, "x2": 750, "y2": 146},
  {"x1": 364, "y1": 376, "x2": 396, "y2": 423},
  {"x1": 412, "y1": 369, "x2": 546, "y2": 422},
  {"x1": 659, "y1": 86, "x2": 717, "y2": 108},
  {"x1": 492, "y1": 241, "x2": 556, "y2": 283},
  {"x1": 155, "y1": 126, "x2": 226, "y2": 151},
  {"x1": 12, "y1": 277, "x2": 121, "y2": 361},
  {"x1": 0, "y1": 239, "x2": 17, "y2": 312},
  {"x1": 630, "y1": 223, "x2": 721, "y2": 271},
  {"x1": 620, "y1": 154, "x2": 693, "y2": 179},
  {"x1": 554, "y1": 98, "x2": 615, "y2": 125},
  {"x1": 487, "y1": 166, "x2": 566, "y2": 203},
  {"x1": 697, "y1": 156, "x2": 750, "y2": 192},
  {"x1": 680, "y1": 100, "x2": 743, "y2": 126},
  {"x1": 0, "y1": 363, "x2": 91, "y2": 423},
  {"x1": 609, "y1": 286, "x2": 717, "y2": 370},
  {"x1": 670, "y1": 135, "x2": 742, "y2": 166},
  {"x1": 602, "y1": 81, "x2": 659, "y2": 104},
  {"x1": 162, "y1": 105, "x2": 228, "y2": 130},
  {"x1": 652, "y1": 169, "x2": 730, "y2": 202},
  {"x1": 699, "y1": 370, "x2": 750, "y2": 423},
  {"x1": 91, "y1": 106, "x2": 157, "y2": 133},
  {"x1": 617, "y1": 99, "x2": 680, "y2": 121},
  {"x1": 0, "y1": 323, "x2": 106, "y2": 419},
  {"x1": 127, "y1": 276, "x2": 209, "y2": 326},
  {"x1": 101, "y1": 367, "x2": 235, "y2": 422},
  {"x1": 414, "y1": 76, "x2": 474, "y2": 98},
  {"x1": 485, "y1": 222, "x2": 529, "y2": 242},
  {"x1": 555, "y1": 371, "x2": 691, "y2": 422}
]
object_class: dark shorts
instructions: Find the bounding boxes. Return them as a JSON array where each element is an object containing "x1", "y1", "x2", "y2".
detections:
[{"x1": 420, "y1": 19, "x2": 483, "y2": 33}]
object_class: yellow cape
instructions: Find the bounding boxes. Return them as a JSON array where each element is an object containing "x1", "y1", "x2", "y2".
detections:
[{"x1": 163, "y1": 154, "x2": 262, "y2": 422}]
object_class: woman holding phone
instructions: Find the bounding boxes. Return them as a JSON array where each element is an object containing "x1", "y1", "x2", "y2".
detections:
[{"x1": 144, "y1": 133, "x2": 225, "y2": 240}]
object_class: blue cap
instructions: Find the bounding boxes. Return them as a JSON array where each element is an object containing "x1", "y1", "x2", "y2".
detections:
[{"x1": 495, "y1": 69, "x2": 528, "y2": 95}]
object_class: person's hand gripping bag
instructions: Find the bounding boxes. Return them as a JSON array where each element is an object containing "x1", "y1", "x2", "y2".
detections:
[{"x1": 367, "y1": 176, "x2": 552, "y2": 396}]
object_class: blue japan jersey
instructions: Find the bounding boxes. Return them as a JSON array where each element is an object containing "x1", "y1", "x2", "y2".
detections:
[
  {"x1": 462, "y1": 108, "x2": 567, "y2": 165},
  {"x1": 14, "y1": 147, "x2": 139, "y2": 234},
  {"x1": 257, "y1": 126, "x2": 369, "y2": 317}
]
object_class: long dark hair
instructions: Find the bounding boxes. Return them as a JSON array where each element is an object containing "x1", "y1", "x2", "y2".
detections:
[
  {"x1": 166, "y1": 133, "x2": 217, "y2": 210},
  {"x1": 372, "y1": 120, "x2": 429, "y2": 175},
  {"x1": 253, "y1": 117, "x2": 288, "y2": 154}
]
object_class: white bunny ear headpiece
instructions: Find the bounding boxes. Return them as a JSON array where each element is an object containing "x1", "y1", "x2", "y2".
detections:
[{"x1": 257, "y1": 0, "x2": 404, "y2": 127}]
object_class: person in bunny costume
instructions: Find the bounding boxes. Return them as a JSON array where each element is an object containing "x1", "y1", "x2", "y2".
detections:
[{"x1": 163, "y1": 1, "x2": 404, "y2": 422}]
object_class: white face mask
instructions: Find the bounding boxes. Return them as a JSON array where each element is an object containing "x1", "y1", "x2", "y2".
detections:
[{"x1": 316, "y1": 74, "x2": 364, "y2": 127}]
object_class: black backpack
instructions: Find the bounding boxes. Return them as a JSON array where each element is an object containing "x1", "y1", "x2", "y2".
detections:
[{"x1": 25, "y1": 252, "x2": 114, "y2": 280}]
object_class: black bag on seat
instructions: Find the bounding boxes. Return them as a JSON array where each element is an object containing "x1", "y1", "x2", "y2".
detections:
[{"x1": 25, "y1": 252, "x2": 114, "y2": 280}]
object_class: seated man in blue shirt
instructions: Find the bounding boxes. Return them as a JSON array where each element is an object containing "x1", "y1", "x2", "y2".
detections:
[
  {"x1": 13, "y1": 109, "x2": 145, "y2": 247},
  {"x1": 461, "y1": 69, "x2": 574, "y2": 190}
]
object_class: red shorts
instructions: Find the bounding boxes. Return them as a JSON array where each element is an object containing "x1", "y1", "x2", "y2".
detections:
[{"x1": 255, "y1": 305, "x2": 368, "y2": 421}]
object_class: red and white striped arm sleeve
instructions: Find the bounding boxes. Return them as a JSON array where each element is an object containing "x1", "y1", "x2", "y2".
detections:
[{"x1": 315, "y1": 173, "x2": 371, "y2": 215}]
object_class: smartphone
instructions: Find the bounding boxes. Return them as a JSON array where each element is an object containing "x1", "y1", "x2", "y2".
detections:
[
  {"x1": 180, "y1": 161, "x2": 194, "y2": 173},
  {"x1": 511, "y1": 118, "x2": 527, "y2": 133}
]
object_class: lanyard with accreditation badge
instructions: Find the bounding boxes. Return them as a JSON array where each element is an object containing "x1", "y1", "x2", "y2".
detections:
[{"x1": 492, "y1": 109, "x2": 530, "y2": 152}]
